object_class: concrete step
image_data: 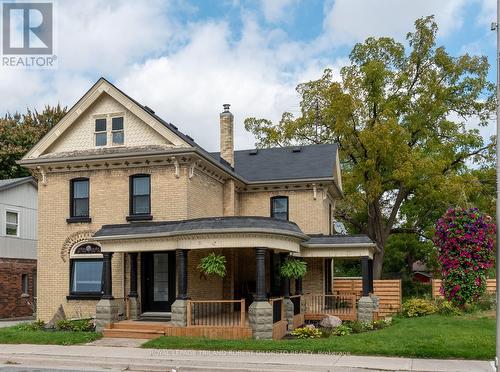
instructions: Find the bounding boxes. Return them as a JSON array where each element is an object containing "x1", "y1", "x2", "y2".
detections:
[{"x1": 103, "y1": 328, "x2": 164, "y2": 339}]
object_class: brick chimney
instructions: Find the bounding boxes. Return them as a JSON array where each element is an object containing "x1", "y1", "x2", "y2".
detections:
[{"x1": 220, "y1": 104, "x2": 234, "y2": 167}]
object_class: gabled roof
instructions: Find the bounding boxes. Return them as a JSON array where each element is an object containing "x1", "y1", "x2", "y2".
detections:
[
  {"x1": 211, "y1": 144, "x2": 338, "y2": 183},
  {"x1": 0, "y1": 176, "x2": 37, "y2": 192}
]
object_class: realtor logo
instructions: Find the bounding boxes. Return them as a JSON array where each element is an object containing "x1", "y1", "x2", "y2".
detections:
[
  {"x1": 3, "y1": 2, "x2": 53, "y2": 54},
  {"x1": 1, "y1": 2, "x2": 56, "y2": 68}
]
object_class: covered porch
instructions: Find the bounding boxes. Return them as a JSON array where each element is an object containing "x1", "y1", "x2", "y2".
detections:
[{"x1": 93, "y1": 217, "x2": 377, "y2": 340}]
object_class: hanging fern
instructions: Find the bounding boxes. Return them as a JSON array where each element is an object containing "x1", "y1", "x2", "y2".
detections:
[
  {"x1": 198, "y1": 252, "x2": 227, "y2": 278},
  {"x1": 280, "y1": 257, "x2": 307, "y2": 279}
]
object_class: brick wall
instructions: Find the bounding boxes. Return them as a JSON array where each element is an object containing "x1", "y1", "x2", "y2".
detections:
[{"x1": 0, "y1": 258, "x2": 36, "y2": 319}]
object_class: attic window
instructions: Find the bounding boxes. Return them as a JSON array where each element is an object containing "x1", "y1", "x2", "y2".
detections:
[
  {"x1": 112, "y1": 117, "x2": 124, "y2": 145},
  {"x1": 95, "y1": 119, "x2": 107, "y2": 146}
]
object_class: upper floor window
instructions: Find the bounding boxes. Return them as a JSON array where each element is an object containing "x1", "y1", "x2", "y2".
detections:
[
  {"x1": 130, "y1": 174, "x2": 151, "y2": 216},
  {"x1": 112, "y1": 116, "x2": 124, "y2": 145},
  {"x1": 270, "y1": 196, "x2": 288, "y2": 221},
  {"x1": 70, "y1": 178, "x2": 89, "y2": 218},
  {"x1": 6, "y1": 211, "x2": 19, "y2": 236},
  {"x1": 95, "y1": 118, "x2": 107, "y2": 146}
]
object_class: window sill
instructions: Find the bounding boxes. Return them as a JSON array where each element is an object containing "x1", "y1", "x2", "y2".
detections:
[
  {"x1": 126, "y1": 215, "x2": 153, "y2": 222},
  {"x1": 66, "y1": 294, "x2": 102, "y2": 301},
  {"x1": 67, "y1": 217, "x2": 92, "y2": 224}
]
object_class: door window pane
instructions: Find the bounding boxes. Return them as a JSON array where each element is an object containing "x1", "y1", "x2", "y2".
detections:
[
  {"x1": 71, "y1": 260, "x2": 103, "y2": 293},
  {"x1": 6, "y1": 211, "x2": 18, "y2": 236},
  {"x1": 153, "y1": 254, "x2": 169, "y2": 302}
]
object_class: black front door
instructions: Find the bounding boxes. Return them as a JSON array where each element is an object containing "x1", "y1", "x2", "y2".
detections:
[{"x1": 141, "y1": 252, "x2": 176, "y2": 312}]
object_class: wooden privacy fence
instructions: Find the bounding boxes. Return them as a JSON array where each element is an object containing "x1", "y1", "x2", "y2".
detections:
[
  {"x1": 269, "y1": 297, "x2": 287, "y2": 340},
  {"x1": 186, "y1": 299, "x2": 245, "y2": 327},
  {"x1": 304, "y1": 293, "x2": 357, "y2": 320},
  {"x1": 332, "y1": 279, "x2": 402, "y2": 317},
  {"x1": 431, "y1": 279, "x2": 496, "y2": 299}
]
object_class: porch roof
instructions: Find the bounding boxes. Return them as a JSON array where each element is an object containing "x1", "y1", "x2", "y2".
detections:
[{"x1": 300, "y1": 234, "x2": 377, "y2": 259}]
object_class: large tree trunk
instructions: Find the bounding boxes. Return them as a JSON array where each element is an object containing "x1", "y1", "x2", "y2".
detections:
[{"x1": 367, "y1": 202, "x2": 389, "y2": 279}]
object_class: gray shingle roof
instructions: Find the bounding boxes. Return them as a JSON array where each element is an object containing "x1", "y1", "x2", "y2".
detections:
[
  {"x1": 304, "y1": 234, "x2": 374, "y2": 246},
  {"x1": 211, "y1": 143, "x2": 338, "y2": 182},
  {"x1": 0, "y1": 177, "x2": 36, "y2": 191},
  {"x1": 94, "y1": 216, "x2": 307, "y2": 239}
]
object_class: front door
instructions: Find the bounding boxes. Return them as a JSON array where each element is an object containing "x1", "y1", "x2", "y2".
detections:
[{"x1": 141, "y1": 252, "x2": 176, "y2": 313}]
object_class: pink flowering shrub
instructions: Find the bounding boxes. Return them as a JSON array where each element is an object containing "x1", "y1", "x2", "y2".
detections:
[{"x1": 434, "y1": 208, "x2": 495, "y2": 307}]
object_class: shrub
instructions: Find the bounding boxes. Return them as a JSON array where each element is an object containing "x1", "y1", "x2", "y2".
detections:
[
  {"x1": 402, "y1": 298, "x2": 437, "y2": 317},
  {"x1": 333, "y1": 324, "x2": 352, "y2": 336},
  {"x1": 291, "y1": 325, "x2": 322, "y2": 339},
  {"x1": 434, "y1": 208, "x2": 495, "y2": 307},
  {"x1": 476, "y1": 293, "x2": 496, "y2": 311},
  {"x1": 345, "y1": 320, "x2": 364, "y2": 333},
  {"x1": 198, "y1": 253, "x2": 226, "y2": 278},
  {"x1": 18, "y1": 320, "x2": 45, "y2": 331},
  {"x1": 437, "y1": 300, "x2": 462, "y2": 316},
  {"x1": 55, "y1": 319, "x2": 94, "y2": 332}
]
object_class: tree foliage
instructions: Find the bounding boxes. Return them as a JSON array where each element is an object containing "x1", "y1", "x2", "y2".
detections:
[
  {"x1": 0, "y1": 105, "x2": 67, "y2": 179},
  {"x1": 244, "y1": 16, "x2": 495, "y2": 278}
]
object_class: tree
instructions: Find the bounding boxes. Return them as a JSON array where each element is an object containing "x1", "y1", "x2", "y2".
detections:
[
  {"x1": 0, "y1": 105, "x2": 67, "y2": 179},
  {"x1": 244, "y1": 16, "x2": 495, "y2": 278}
]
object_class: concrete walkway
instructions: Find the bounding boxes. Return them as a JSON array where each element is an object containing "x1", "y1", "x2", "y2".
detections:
[{"x1": 0, "y1": 344, "x2": 494, "y2": 372}]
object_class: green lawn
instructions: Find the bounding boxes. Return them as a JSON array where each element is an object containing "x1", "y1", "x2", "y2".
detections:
[
  {"x1": 0, "y1": 326, "x2": 102, "y2": 345},
  {"x1": 143, "y1": 313, "x2": 495, "y2": 360}
]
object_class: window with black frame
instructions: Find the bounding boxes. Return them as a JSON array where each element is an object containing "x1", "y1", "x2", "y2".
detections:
[
  {"x1": 68, "y1": 243, "x2": 103, "y2": 299},
  {"x1": 130, "y1": 174, "x2": 151, "y2": 217},
  {"x1": 69, "y1": 178, "x2": 89, "y2": 222},
  {"x1": 270, "y1": 196, "x2": 289, "y2": 221}
]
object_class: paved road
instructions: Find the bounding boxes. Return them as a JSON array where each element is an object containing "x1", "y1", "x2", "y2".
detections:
[{"x1": 0, "y1": 368, "x2": 107, "y2": 372}]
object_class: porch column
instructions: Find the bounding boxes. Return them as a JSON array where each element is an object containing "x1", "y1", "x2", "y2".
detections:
[
  {"x1": 324, "y1": 258, "x2": 333, "y2": 294},
  {"x1": 95, "y1": 252, "x2": 118, "y2": 331},
  {"x1": 368, "y1": 258, "x2": 374, "y2": 294},
  {"x1": 280, "y1": 253, "x2": 294, "y2": 330},
  {"x1": 128, "y1": 252, "x2": 139, "y2": 320},
  {"x1": 102, "y1": 252, "x2": 114, "y2": 299},
  {"x1": 294, "y1": 278, "x2": 302, "y2": 295},
  {"x1": 249, "y1": 247, "x2": 273, "y2": 339},
  {"x1": 361, "y1": 256, "x2": 370, "y2": 297},
  {"x1": 358, "y1": 255, "x2": 374, "y2": 323},
  {"x1": 172, "y1": 249, "x2": 189, "y2": 327}
]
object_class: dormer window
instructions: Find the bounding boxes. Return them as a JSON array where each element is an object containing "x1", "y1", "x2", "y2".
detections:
[
  {"x1": 95, "y1": 118, "x2": 107, "y2": 146},
  {"x1": 112, "y1": 116, "x2": 124, "y2": 145}
]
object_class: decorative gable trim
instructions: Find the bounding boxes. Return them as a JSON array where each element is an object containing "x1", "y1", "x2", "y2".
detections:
[{"x1": 24, "y1": 78, "x2": 190, "y2": 159}]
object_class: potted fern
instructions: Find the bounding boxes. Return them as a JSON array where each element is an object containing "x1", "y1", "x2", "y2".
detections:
[
  {"x1": 279, "y1": 256, "x2": 307, "y2": 279},
  {"x1": 197, "y1": 252, "x2": 227, "y2": 278}
]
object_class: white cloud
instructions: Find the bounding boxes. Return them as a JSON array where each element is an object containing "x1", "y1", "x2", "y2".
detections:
[
  {"x1": 322, "y1": 0, "x2": 468, "y2": 45},
  {"x1": 260, "y1": 0, "x2": 299, "y2": 23}
]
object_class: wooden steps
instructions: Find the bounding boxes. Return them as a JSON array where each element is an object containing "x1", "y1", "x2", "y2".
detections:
[{"x1": 103, "y1": 320, "x2": 169, "y2": 339}]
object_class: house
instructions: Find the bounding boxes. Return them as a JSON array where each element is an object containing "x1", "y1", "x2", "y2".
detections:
[
  {"x1": 0, "y1": 177, "x2": 37, "y2": 319},
  {"x1": 19, "y1": 78, "x2": 378, "y2": 339}
]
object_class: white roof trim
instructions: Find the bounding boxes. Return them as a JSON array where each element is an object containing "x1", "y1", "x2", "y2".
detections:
[{"x1": 23, "y1": 78, "x2": 190, "y2": 159}]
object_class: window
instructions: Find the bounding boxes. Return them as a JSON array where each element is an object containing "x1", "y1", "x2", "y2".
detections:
[
  {"x1": 21, "y1": 274, "x2": 29, "y2": 295},
  {"x1": 270, "y1": 196, "x2": 288, "y2": 221},
  {"x1": 70, "y1": 259, "x2": 103, "y2": 294},
  {"x1": 70, "y1": 178, "x2": 89, "y2": 217},
  {"x1": 112, "y1": 116, "x2": 124, "y2": 145},
  {"x1": 6, "y1": 211, "x2": 19, "y2": 236},
  {"x1": 130, "y1": 175, "x2": 151, "y2": 215},
  {"x1": 95, "y1": 118, "x2": 107, "y2": 146}
]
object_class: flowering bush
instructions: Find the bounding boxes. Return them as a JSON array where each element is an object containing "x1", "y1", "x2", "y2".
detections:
[
  {"x1": 434, "y1": 208, "x2": 495, "y2": 307},
  {"x1": 291, "y1": 325, "x2": 322, "y2": 339},
  {"x1": 402, "y1": 298, "x2": 437, "y2": 317}
]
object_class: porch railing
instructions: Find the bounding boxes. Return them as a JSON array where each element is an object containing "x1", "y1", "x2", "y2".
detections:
[
  {"x1": 304, "y1": 294, "x2": 357, "y2": 320},
  {"x1": 268, "y1": 297, "x2": 285, "y2": 324},
  {"x1": 289, "y1": 295, "x2": 301, "y2": 315},
  {"x1": 186, "y1": 299, "x2": 246, "y2": 327}
]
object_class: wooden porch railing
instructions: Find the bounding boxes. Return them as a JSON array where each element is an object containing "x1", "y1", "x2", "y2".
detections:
[
  {"x1": 186, "y1": 299, "x2": 246, "y2": 327},
  {"x1": 268, "y1": 297, "x2": 285, "y2": 324},
  {"x1": 304, "y1": 293, "x2": 357, "y2": 320}
]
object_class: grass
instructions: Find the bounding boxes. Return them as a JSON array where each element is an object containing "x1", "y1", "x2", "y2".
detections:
[
  {"x1": 0, "y1": 325, "x2": 102, "y2": 345},
  {"x1": 143, "y1": 313, "x2": 495, "y2": 360}
]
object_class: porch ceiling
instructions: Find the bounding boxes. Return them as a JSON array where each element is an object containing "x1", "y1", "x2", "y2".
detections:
[{"x1": 93, "y1": 216, "x2": 308, "y2": 253}]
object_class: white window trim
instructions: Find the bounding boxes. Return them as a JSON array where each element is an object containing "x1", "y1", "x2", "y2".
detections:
[
  {"x1": 5, "y1": 208, "x2": 20, "y2": 238},
  {"x1": 92, "y1": 112, "x2": 126, "y2": 148}
]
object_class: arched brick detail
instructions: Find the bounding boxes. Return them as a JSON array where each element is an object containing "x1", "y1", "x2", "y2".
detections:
[{"x1": 60, "y1": 230, "x2": 97, "y2": 262}]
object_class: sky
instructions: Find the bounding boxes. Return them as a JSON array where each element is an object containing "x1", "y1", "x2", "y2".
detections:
[{"x1": 0, "y1": 0, "x2": 497, "y2": 151}]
